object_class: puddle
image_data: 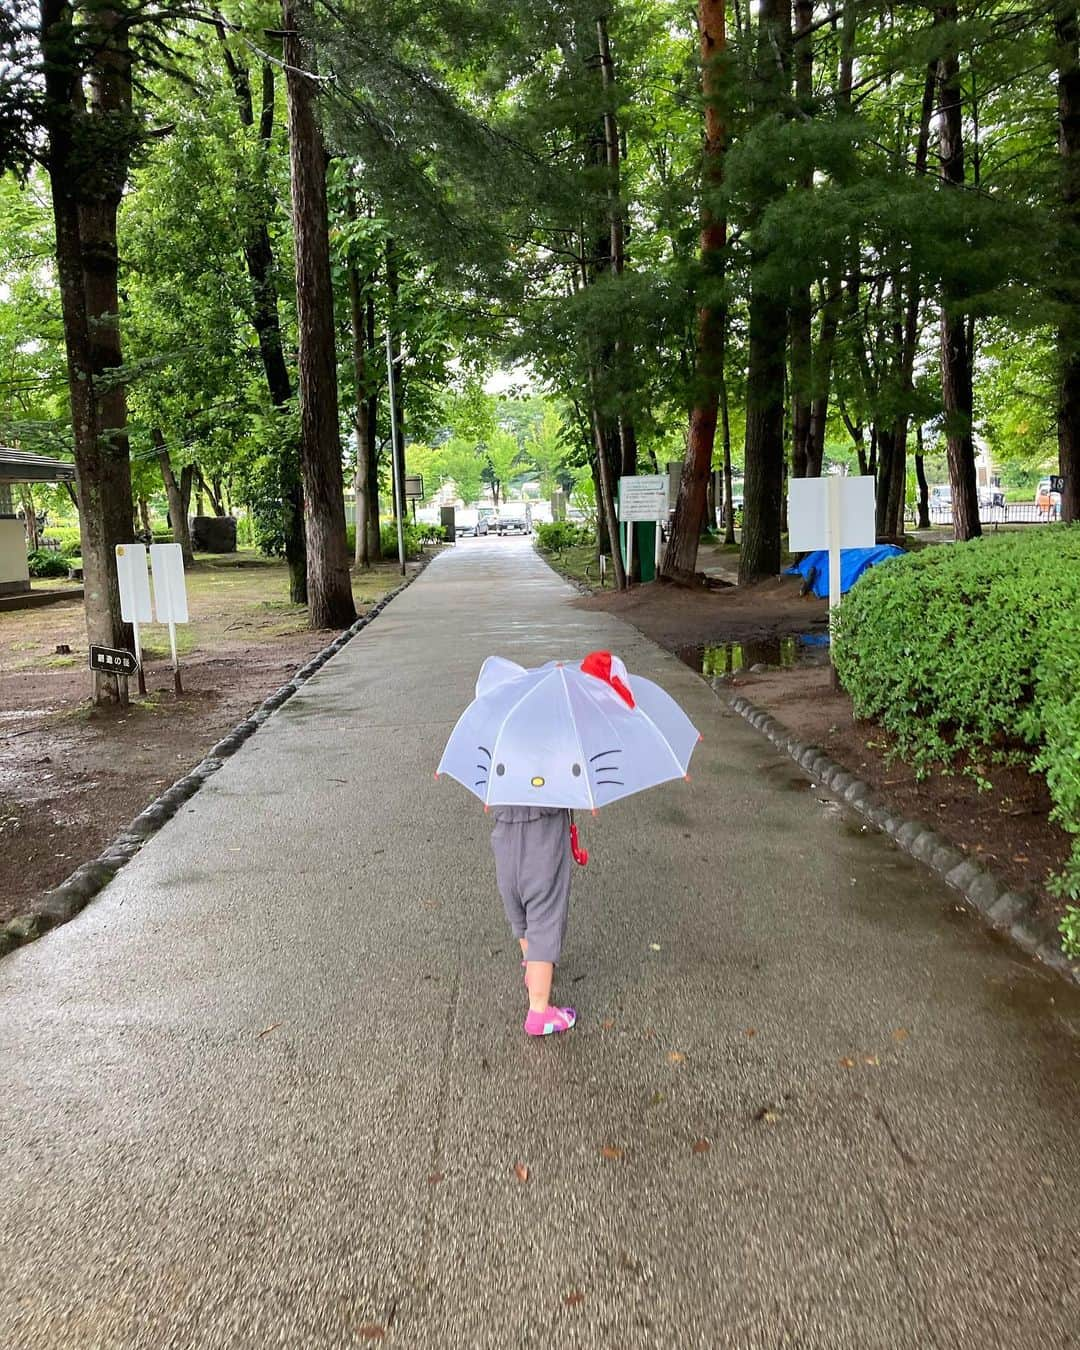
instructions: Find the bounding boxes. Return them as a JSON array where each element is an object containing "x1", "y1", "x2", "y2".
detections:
[{"x1": 680, "y1": 632, "x2": 830, "y2": 680}]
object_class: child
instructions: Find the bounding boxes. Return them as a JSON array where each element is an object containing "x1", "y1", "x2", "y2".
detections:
[{"x1": 490, "y1": 804, "x2": 576, "y2": 1036}]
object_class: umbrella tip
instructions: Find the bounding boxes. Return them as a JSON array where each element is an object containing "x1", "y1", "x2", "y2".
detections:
[
  {"x1": 684, "y1": 774, "x2": 692, "y2": 783},
  {"x1": 434, "y1": 771, "x2": 440, "y2": 779},
  {"x1": 591, "y1": 808, "x2": 598, "y2": 817},
  {"x1": 484, "y1": 804, "x2": 489, "y2": 814},
  {"x1": 698, "y1": 734, "x2": 704, "y2": 742}
]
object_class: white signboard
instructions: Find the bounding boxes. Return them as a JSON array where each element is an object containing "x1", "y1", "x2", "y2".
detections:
[
  {"x1": 788, "y1": 475, "x2": 876, "y2": 553},
  {"x1": 150, "y1": 543, "x2": 189, "y2": 624},
  {"x1": 788, "y1": 475, "x2": 876, "y2": 636},
  {"x1": 115, "y1": 544, "x2": 152, "y2": 624},
  {"x1": 619, "y1": 474, "x2": 668, "y2": 522}
]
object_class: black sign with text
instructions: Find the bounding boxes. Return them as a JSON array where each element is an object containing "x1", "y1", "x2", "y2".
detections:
[
  {"x1": 89, "y1": 645, "x2": 139, "y2": 677},
  {"x1": 1050, "y1": 475, "x2": 1066, "y2": 494}
]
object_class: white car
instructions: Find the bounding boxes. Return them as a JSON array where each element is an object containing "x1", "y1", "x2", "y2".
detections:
[{"x1": 497, "y1": 518, "x2": 529, "y2": 536}]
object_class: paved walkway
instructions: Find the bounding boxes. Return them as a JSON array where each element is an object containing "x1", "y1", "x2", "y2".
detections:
[{"x1": 3, "y1": 538, "x2": 1079, "y2": 1349}]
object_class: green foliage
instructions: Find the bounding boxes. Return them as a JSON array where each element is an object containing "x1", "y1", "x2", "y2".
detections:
[
  {"x1": 534, "y1": 520, "x2": 590, "y2": 552},
  {"x1": 1061, "y1": 907, "x2": 1080, "y2": 959},
  {"x1": 378, "y1": 520, "x2": 423, "y2": 559},
  {"x1": 26, "y1": 549, "x2": 70, "y2": 578},
  {"x1": 833, "y1": 530, "x2": 1080, "y2": 899},
  {"x1": 41, "y1": 527, "x2": 83, "y2": 558}
]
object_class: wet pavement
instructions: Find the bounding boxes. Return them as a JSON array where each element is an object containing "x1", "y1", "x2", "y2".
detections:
[{"x1": 2, "y1": 536, "x2": 1079, "y2": 1349}]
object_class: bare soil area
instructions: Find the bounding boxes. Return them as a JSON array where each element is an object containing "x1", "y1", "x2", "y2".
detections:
[{"x1": 0, "y1": 554, "x2": 417, "y2": 924}]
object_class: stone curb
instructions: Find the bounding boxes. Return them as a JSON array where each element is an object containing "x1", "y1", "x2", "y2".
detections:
[
  {"x1": 0, "y1": 558, "x2": 432, "y2": 962},
  {"x1": 727, "y1": 692, "x2": 1080, "y2": 989}
]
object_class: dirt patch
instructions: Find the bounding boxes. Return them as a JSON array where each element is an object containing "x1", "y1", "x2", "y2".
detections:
[
  {"x1": 574, "y1": 573, "x2": 829, "y2": 650},
  {"x1": 0, "y1": 554, "x2": 416, "y2": 925}
]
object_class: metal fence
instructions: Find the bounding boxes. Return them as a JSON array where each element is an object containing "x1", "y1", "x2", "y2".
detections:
[{"x1": 910, "y1": 502, "x2": 1061, "y2": 528}]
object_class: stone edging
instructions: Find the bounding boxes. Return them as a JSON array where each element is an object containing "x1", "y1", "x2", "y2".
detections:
[
  {"x1": 729, "y1": 692, "x2": 1080, "y2": 989},
  {"x1": 0, "y1": 559, "x2": 431, "y2": 961},
  {"x1": 532, "y1": 541, "x2": 597, "y2": 596}
]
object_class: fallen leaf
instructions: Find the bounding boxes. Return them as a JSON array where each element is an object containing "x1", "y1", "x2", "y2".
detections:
[
  {"x1": 667, "y1": 1051, "x2": 686, "y2": 1064},
  {"x1": 892, "y1": 1028, "x2": 909, "y2": 1043},
  {"x1": 1012, "y1": 854, "x2": 1029, "y2": 862},
  {"x1": 838, "y1": 1057, "x2": 856, "y2": 1069},
  {"x1": 357, "y1": 1327, "x2": 385, "y2": 1342},
  {"x1": 427, "y1": 1172, "x2": 444, "y2": 1186},
  {"x1": 647, "y1": 1090, "x2": 665, "y2": 1108},
  {"x1": 513, "y1": 1162, "x2": 529, "y2": 1184},
  {"x1": 691, "y1": 1137, "x2": 711, "y2": 1154},
  {"x1": 863, "y1": 1055, "x2": 880, "y2": 1067},
  {"x1": 600, "y1": 1145, "x2": 624, "y2": 1161},
  {"x1": 746, "y1": 1027, "x2": 757, "y2": 1038},
  {"x1": 754, "y1": 1106, "x2": 780, "y2": 1124},
  {"x1": 600, "y1": 1018, "x2": 615, "y2": 1031},
  {"x1": 257, "y1": 1022, "x2": 282, "y2": 1038},
  {"x1": 649, "y1": 943, "x2": 661, "y2": 951},
  {"x1": 564, "y1": 1291, "x2": 585, "y2": 1308}
]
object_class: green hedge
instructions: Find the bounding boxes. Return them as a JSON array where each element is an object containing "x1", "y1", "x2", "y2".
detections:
[
  {"x1": 41, "y1": 527, "x2": 82, "y2": 557},
  {"x1": 832, "y1": 528, "x2": 1080, "y2": 924},
  {"x1": 534, "y1": 520, "x2": 592, "y2": 552}
]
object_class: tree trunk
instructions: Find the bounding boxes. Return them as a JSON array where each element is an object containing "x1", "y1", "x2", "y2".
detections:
[
  {"x1": 790, "y1": 0, "x2": 814, "y2": 482},
  {"x1": 282, "y1": 0, "x2": 355, "y2": 627},
  {"x1": 41, "y1": 0, "x2": 135, "y2": 705},
  {"x1": 739, "y1": 0, "x2": 790, "y2": 584},
  {"x1": 663, "y1": 0, "x2": 725, "y2": 581},
  {"x1": 1056, "y1": 3, "x2": 1080, "y2": 523},
  {"x1": 348, "y1": 258, "x2": 371, "y2": 568},
  {"x1": 219, "y1": 34, "x2": 307, "y2": 601},
  {"x1": 153, "y1": 427, "x2": 195, "y2": 567},
  {"x1": 937, "y1": 7, "x2": 981, "y2": 541},
  {"x1": 596, "y1": 14, "x2": 639, "y2": 482},
  {"x1": 19, "y1": 485, "x2": 40, "y2": 551},
  {"x1": 720, "y1": 329, "x2": 736, "y2": 545},
  {"x1": 915, "y1": 425, "x2": 931, "y2": 528},
  {"x1": 588, "y1": 367, "x2": 625, "y2": 589},
  {"x1": 195, "y1": 468, "x2": 225, "y2": 517}
]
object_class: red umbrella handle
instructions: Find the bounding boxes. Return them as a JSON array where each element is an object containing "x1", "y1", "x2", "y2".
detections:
[{"x1": 570, "y1": 822, "x2": 589, "y2": 867}]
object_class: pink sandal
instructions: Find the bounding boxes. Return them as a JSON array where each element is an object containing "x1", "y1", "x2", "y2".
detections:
[{"x1": 524, "y1": 1006, "x2": 576, "y2": 1037}]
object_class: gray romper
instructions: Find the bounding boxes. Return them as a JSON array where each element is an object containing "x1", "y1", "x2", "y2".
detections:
[{"x1": 490, "y1": 806, "x2": 572, "y2": 965}]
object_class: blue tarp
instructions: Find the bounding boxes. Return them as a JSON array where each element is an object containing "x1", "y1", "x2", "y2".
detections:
[{"x1": 785, "y1": 545, "x2": 905, "y2": 598}]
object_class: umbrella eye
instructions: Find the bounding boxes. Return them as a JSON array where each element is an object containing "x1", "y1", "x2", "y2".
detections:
[
  {"x1": 572, "y1": 763, "x2": 582, "y2": 777},
  {"x1": 531, "y1": 776, "x2": 545, "y2": 788},
  {"x1": 496, "y1": 763, "x2": 505, "y2": 776}
]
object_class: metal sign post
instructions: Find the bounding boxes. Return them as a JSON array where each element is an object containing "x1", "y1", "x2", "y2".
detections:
[
  {"x1": 385, "y1": 332, "x2": 406, "y2": 576},
  {"x1": 115, "y1": 544, "x2": 152, "y2": 696},
  {"x1": 150, "y1": 543, "x2": 189, "y2": 695}
]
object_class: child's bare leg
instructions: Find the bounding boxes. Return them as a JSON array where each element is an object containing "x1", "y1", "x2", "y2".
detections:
[
  {"x1": 518, "y1": 938, "x2": 528, "y2": 958},
  {"x1": 527, "y1": 961, "x2": 554, "y2": 1012}
]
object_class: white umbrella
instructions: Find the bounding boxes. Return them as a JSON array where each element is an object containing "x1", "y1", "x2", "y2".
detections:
[{"x1": 436, "y1": 650, "x2": 701, "y2": 813}]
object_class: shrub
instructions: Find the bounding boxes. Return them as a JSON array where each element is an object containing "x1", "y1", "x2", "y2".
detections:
[
  {"x1": 832, "y1": 527, "x2": 1080, "y2": 903},
  {"x1": 1061, "y1": 906, "x2": 1080, "y2": 958},
  {"x1": 535, "y1": 520, "x2": 591, "y2": 553},
  {"x1": 27, "y1": 549, "x2": 71, "y2": 578},
  {"x1": 379, "y1": 520, "x2": 422, "y2": 560},
  {"x1": 418, "y1": 522, "x2": 446, "y2": 544},
  {"x1": 41, "y1": 527, "x2": 82, "y2": 557}
]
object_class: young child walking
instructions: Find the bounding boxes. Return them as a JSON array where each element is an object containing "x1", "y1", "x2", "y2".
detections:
[{"x1": 490, "y1": 804, "x2": 577, "y2": 1036}]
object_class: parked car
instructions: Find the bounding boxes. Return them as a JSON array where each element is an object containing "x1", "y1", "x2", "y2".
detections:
[
  {"x1": 930, "y1": 484, "x2": 952, "y2": 508},
  {"x1": 978, "y1": 485, "x2": 1005, "y2": 509},
  {"x1": 457, "y1": 522, "x2": 476, "y2": 537},
  {"x1": 1036, "y1": 478, "x2": 1061, "y2": 518},
  {"x1": 475, "y1": 516, "x2": 492, "y2": 536},
  {"x1": 497, "y1": 517, "x2": 529, "y2": 536}
]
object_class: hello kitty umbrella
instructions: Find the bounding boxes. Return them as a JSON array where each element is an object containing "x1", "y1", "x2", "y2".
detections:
[{"x1": 436, "y1": 651, "x2": 701, "y2": 820}]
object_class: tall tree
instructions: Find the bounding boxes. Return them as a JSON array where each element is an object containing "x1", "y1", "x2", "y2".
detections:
[
  {"x1": 1056, "y1": 1, "x2": 1080, "y2": 523},
  {"x1": 40, "y1": 0, "x2": 138, "y2": 703},
  {"x1": 739, "y1": 0, "x2": 790, "y2": 583},
  {"x1": 282, "y1": 0, "x2": 355, "y2": 627},
  {"x1": 937, "y1": 5, "x2": 981, "y2": 541},
  {"x1": 663, "y1": 0, "x2": 726, "y2": 581},
  {"x1": 218, "y1": 29, "x2": 308, "y2": 601}
]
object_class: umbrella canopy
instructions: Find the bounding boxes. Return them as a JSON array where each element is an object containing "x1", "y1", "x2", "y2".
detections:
[{"x1": 437, "y1": 650, "x2": 700, "y2": 811}]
